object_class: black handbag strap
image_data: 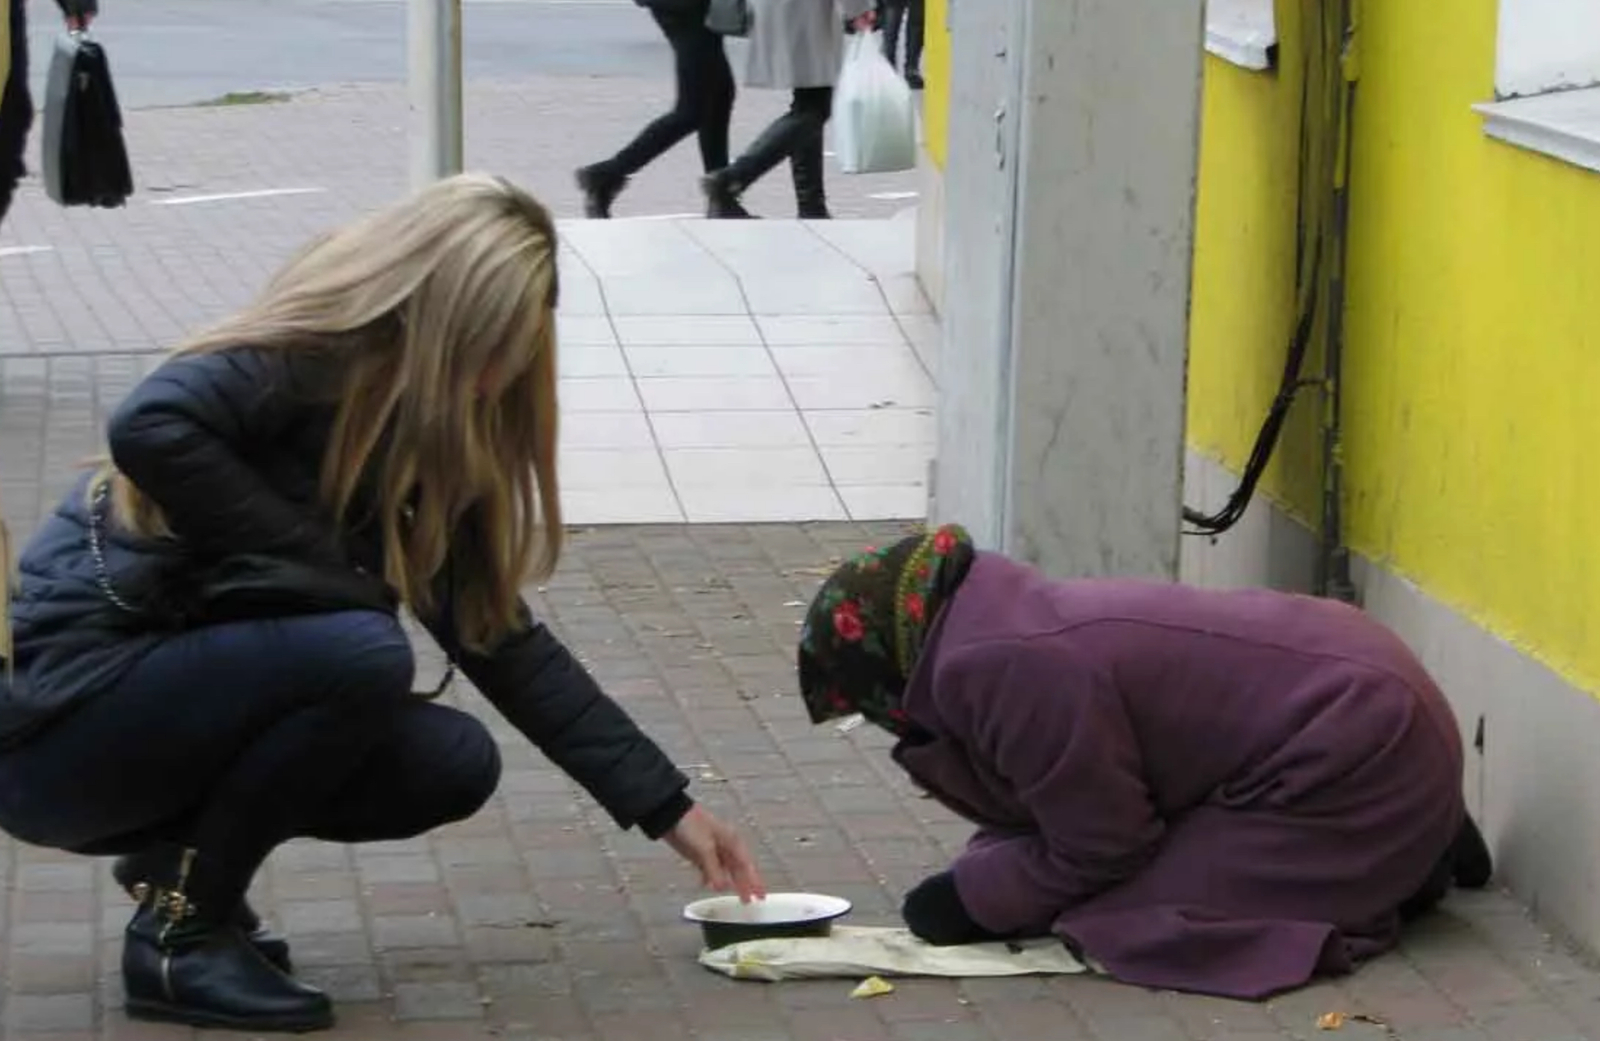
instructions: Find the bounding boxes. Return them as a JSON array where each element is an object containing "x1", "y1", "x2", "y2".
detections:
[{"x1": 87, "y1": 480, "x2": 139, "y2": 616}]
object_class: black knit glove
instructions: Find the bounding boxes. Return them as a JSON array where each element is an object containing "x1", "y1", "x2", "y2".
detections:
[{"x1": 901, "y1": 871, "x2": 1006, "y2": 947}]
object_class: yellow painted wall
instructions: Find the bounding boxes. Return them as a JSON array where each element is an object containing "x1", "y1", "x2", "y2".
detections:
[
  {"x1": 1342, "y1": 0, "x2": 1600, "y2": 686},
  {"x1": 1186, "y1": 0, "x2": 1322, "y2": 523},
  {"x1": 1187, "y1": 0, "x2": 1600, "y2": 691},
  {"x1": 922, "y1": 0, "x2": 950, "y2": 169}
]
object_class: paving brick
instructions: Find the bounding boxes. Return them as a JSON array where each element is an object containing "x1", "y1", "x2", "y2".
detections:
[
  {"x1": 299, "y1": 964, "x2": 385, "y2": 1005},
  {"x1": 391, "y1": 981, "x2": 485, "y2": 1022},
  {"x1": 5, "y1": 992, "x2": 97, "y2": 1032},
  {"x1": 13, "y1": 891, "x2": 95, "y2": 925},
  {"x1": 372, "y1": 914, "x2": 460, "y2": 951},
  {"x1": 786, "y1": 1005, "x2": 895, "y2": 1041},
  {"x1": 356, "y1": 855, "x2": 442, "y2": 886},
  {"x1": 280, "y1": 899, "x2": 365, "y2": 936},
  {"x1": 290, "y1": 931, "x2": 377, "y2": 969},
  {"x1": 6, "y1": 952, "x2": 97, "y2": 995}
]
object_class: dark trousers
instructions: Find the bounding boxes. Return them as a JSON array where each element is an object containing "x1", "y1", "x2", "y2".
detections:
[
  {"x1": 0, "y1": 611, "x2": 501, "y2": 914},
  {"x1": 725, "y1": 86, "x2": 832, "y2": 195},
  {"x1": 0, "y1": 0, "x2": 34, "y2": 226},
  {"x1": 879, "y1": 0, "x2": 924, "y2": 74},
  {"x1": 604, "y1": 7, "x2": 736, "y2": 177}
]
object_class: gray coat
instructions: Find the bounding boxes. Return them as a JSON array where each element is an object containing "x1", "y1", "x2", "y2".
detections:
[{"x1": 745, "y1": 0, "x2": 874, "y2": 91}]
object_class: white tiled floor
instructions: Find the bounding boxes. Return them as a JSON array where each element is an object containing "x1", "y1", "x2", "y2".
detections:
[{"x1": 554, "y1": 217, "x2": 936, "y2": 526}]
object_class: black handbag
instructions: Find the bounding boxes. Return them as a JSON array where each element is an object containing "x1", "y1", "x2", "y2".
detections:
[
  {"x1": 705, "y1": 0, "x2": 751, "y2": 37},
  {"x1": 40, "y1": 30, "x2": 133, "y2": 208}
]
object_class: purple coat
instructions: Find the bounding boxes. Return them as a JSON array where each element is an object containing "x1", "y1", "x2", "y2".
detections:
[{"x1": 893, "y1": 553, "x2": 1465, "y2": 1000}]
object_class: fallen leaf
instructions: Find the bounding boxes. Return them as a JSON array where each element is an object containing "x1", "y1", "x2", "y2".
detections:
[
  {"x1": 1317, "y1": 1012, "x2": 1347, "y2": 1030},
  {"x1": 851, "y1": 976, "x2": 895, "y2": 999}
]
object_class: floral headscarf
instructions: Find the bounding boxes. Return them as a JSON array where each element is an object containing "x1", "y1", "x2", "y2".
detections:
[{"x1": 797, "y1": 524, "x2": 976, "y2": 737}]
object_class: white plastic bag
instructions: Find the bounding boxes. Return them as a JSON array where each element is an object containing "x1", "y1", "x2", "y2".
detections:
[
  {"x1": 831, "y1": 32, "x2": 918, "y2": 175},
  {"x1": 698, "y1": 926, "x2": 1093, "y2": 981}
]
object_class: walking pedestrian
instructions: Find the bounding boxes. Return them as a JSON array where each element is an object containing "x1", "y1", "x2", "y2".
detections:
[
  {"x1": 575, "y1": 0, "x2": 748, "y2": 218},
  {"x1": 0, "y1": 172, "x2": 766, "y2": 1033},
  {"x1": 700, "y1": 0, "x2": 877, "y2": 220},
  {"x1": 877, "y1": 0, "x2": 923, "y2": 88},
  {"x1": 1, "y1": 0, "x2": 96, "y2": 227}
]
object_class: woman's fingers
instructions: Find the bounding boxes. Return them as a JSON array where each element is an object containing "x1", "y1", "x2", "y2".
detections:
[{"x1": 722, "y1": 833, "x2": 766, "y2": 903}]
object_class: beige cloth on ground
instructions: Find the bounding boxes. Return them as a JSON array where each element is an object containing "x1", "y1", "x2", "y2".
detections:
[{"x1": 698, "y1": 926, "x2": 1094, "y2": 981}]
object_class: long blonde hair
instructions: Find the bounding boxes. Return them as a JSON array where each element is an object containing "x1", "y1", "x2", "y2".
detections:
[{"x1": 95, "y1": 172, "x2": 565, "y2": 653}]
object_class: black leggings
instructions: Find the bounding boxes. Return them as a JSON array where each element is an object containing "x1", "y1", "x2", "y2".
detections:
[
  {"x1": 879, "y1": 0, "x2": 925, "y2": 73},
  {"x1": 0, "y1": 0, "x2": 34, "y2": 226},
  {"x1": 725, "y1": 86, "x2": 833, "y2": 189},
  {"x1": 0, "y1": 611, "x2": 501, "y2": 913},
  {"x1": 606, "y1": 7, "x2": 736, "y2": 176}
]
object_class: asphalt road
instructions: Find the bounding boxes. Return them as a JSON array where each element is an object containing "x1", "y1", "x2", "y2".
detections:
[{"x1": 25, "y1": 0, "x2": 700, "y2": 109}]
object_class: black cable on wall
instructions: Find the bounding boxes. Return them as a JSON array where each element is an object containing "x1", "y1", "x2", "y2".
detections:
[{"x1": 1182, "y1": 0, "x2": 1355, "y2": 566}]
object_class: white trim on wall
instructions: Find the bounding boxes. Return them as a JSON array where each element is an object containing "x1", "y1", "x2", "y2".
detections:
[
  {"x1": 1205, "y1": 0, "x2": 1276, "y2": 72},
  {"x1": 1479, "y1": 0, "x2": 1600, "y2": 173},
  {"x1": 1476, "y1": 88, "x2": 1600, "y2": 175}
]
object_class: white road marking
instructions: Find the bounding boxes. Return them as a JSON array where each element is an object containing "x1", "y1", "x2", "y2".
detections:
[
  {"x1": 0, "y1": 245, "x2": 54, "y2": 258},
  {"x1": 151, "y1": 187, "x2": 327, "y2": 207},
  {"x1": 869, "y1": 191, "x2": 919, "y2": 200}
]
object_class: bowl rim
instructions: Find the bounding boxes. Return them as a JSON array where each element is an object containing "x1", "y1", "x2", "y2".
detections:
[{"x1": 681, "y1": 891, "x2": 853, "y2": 926}]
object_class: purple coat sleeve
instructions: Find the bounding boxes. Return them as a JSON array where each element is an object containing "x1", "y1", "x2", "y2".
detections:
[{"x1": 937, "y1": 637, "x2": 1166, "y2": 936}]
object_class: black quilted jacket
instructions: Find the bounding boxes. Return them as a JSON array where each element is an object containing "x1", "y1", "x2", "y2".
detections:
[{"x1": 0, "y1": 346, "x2": 692, "y2": 837}]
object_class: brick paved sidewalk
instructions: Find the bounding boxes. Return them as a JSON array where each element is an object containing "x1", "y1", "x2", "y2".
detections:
[{"x1": 3, "y1": 512, "x2": 1600, "y2": 1039}]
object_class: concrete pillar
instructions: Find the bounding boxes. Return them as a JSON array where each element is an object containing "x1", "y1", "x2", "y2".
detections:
[
  {"x1": 408, "y1": 0, "x2": 465, "y2": 190},
  {"x1": 931, "y1": 0, "x2": 1205, "y2": 580}
]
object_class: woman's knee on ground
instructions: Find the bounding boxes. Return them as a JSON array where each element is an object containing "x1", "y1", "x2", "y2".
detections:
[{"x1": 420, "y1": 708, "x2": 503, "y2": 826}]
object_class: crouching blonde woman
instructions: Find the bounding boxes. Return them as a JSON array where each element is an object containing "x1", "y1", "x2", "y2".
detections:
[{"x1": 0, "y1": 173, "x2": 765, "y2": 1033}]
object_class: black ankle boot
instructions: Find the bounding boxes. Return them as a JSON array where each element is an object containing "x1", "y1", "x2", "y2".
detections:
[
  {"x1": 700, "y1": 171, "x2": 756, "y2": 219},
  {"x1": 575, "y1": 163, "x2": 627, "y2": 219},
  {"x1": 114, "y1": 848, "x2": 293, "y2": 974},
  {"x1": 122, "y1": 850, "x2": 333, "y2": 1033}
]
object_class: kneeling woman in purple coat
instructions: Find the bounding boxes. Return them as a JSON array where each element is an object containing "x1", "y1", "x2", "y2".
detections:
[{"x1": 798, "y1": 525, "x2": 1492, "y2": 1000}]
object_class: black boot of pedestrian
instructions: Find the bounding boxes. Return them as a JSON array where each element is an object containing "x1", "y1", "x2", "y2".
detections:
[
  {"x1": 113, "y1": 846, "x2": 294, "y2": 974},
  {"x1": 705, "y1": 110, "x2": 820, "y2": 219},
  {"x1": 575, "y1": 162, "x2": 627, "y2": 219},
  {"x1": 121, "y1": 849, "x2": 333, "y2": 1033},
  {"x1": 700, "y1": 170, "x2": 756, "y2": 220},
  {"x1": 791, "y1": 133, "x2": 831, "y2": 219}
]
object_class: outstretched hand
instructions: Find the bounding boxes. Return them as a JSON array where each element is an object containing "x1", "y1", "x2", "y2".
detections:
[{"x1": 664, "y1": 805, "x2": 767, "y2": 903}]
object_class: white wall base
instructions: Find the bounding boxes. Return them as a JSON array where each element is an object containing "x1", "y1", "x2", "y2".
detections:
[{"x1": 1182, "y1": 449, "x2": 1600, "y2": 958}]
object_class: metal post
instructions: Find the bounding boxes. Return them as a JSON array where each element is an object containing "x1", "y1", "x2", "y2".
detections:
[{"x1": 408, "y1": 0, "x2": 464, "y2": 190}]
